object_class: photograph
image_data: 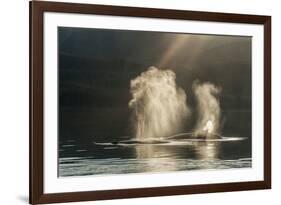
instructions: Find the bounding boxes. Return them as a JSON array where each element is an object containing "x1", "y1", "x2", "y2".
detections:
[
  {"x1": 58, "y1": 27, "x2": 252, "y2": 177},
  {"x1": 29, "y1": 2, "x2": 271, "y2": 203}
]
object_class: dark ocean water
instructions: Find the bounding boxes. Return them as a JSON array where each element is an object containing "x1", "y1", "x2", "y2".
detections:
[
  {"x1": 58, "y1": 106, "x2": 252, "y2": 177},
  {"x1": 58, "y1": 133, "x2": 252, "y2": 177}
]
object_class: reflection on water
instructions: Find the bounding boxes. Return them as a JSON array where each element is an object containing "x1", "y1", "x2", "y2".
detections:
[
  {"x1": 195, "y1": 141, "x2": 219, "y2": 159},
  {"x1": 135, "y1": 144, "x2": 180, "y2": 172},
  {"x1": 59, "y1": 135, "x2": 252, "y2": 177}
]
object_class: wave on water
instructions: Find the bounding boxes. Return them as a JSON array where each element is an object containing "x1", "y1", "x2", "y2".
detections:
[{"x1": 93, "y1": 132, "x2": 248, "y2": 146}]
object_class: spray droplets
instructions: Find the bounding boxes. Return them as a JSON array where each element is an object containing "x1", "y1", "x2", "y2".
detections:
[
  {"x1": 129, "y1": 67, "x2": 222, "y2": 139},
  {"x1": 193, "y1": 81, "x2": 222, "y2": 137},
  {"x1": 129, "y1": 66, "x2": 190, "y2": 140}
]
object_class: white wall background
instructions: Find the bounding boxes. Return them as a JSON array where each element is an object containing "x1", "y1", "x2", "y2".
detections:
[{"x1": 0, "y1": 0, "x2": 278, "y2": 204}]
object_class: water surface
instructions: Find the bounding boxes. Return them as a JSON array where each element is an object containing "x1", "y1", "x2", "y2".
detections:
[{"x1": 59, "y1": 135, "x2": 251, "y2": 177}]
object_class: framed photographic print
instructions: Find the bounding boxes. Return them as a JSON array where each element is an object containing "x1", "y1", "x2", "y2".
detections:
[{"x1": 30, "y1": 1, "x2": 271, "y2": 204}]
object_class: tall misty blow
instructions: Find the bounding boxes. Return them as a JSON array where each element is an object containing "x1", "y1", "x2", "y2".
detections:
[
  {"x1": 193, "y1": 81, "x2": 222, "y2": 137},
  {"x1": 129, "y1": 66, "x2": 189, "y2": 140}
]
